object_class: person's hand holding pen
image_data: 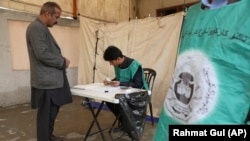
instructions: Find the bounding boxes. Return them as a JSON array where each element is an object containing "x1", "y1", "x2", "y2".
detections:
[
  {"x1": 103, "y1": 75, "x2": 120, "y2": 87},
  {"x1": 103, "y1": 79, "x2": 111, "y2": 85},
  {"x1": 103, "y1": 80, "x2": 120, "y2": 87},
  {"x1": 108, "y1": 81, "x2": 120, "y2": 87},
  {"x1": 103, "y1": 75, "x2": 111, "y2": 86}
]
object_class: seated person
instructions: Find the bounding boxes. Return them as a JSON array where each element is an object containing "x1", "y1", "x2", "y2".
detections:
[{"x1": 103, "y1": 45, "x2": 148, "y2": 130}]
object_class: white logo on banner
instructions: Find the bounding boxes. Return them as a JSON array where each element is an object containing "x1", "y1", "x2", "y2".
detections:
[{"x1": 165, "y1": 50, "x2": 218, "y2": 123}]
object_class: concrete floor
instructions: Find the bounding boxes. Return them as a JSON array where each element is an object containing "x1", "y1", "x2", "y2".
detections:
[{"x1": 0, "y1": 95, "x2": 157, "y2": 141}]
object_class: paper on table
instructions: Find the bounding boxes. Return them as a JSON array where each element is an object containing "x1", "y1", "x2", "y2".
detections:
[
  {"x1": 73, "y1": 83, "x2": 120, "y2": 93},
  {"x1": 72, "y1": 83, "x2": 140, "y2": 94}
]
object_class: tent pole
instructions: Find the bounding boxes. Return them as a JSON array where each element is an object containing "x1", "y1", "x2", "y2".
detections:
[{"x1": 93, "y1": 30, "x2": 99, "y2": 83}]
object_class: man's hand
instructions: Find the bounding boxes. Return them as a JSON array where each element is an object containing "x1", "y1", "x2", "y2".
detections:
[
  {"x1": 64, "y1": 57, "x2": 70, "y2": 68},
  {"x1": 103, "y1": 79, "x2": 111, "y2": 85},
  {"x1": 109, "y1": 81, "x2": 120, "y2": 87},
  {"x1": 103, "y1": 80, "x2": 120, "y2": 87}
]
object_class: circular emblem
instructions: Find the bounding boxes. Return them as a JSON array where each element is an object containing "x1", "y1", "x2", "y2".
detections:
[{"x1": 165, "y1": 50, "x2": 218, "y2": 123}]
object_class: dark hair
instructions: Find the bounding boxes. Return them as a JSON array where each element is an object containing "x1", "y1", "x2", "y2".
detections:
[
  {"x1": 40, "y1": 2, "x2": 61, "y2": 15},
  {"x1": 103, "y1": 46, "x2": 123, "y2": 61}
]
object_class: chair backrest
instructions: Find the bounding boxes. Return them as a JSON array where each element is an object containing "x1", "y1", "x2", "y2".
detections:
[{"x1": 143, "y1": 68, "x2": 156, "y2": 92}]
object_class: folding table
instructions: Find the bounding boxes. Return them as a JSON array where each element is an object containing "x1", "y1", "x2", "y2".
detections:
[{"x1": 70, "y1": 83, "x2": 142, "y2": 141}]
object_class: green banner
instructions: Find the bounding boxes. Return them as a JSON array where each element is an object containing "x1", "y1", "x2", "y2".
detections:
[{"x1": 154, "y1": 1, "x2": 250, "y2": 140}]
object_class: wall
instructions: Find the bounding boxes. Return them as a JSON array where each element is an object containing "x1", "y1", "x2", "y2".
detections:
[
  {"x1": 0, "y1": 0, "x2": 74, "y2": 18},
  {"x1": 0, "y1": 8, "x2": 79, "y2": 107},
  {"x1": 0, "y1": 0, "x2": 132, "y2": 22},
  {"x1": 78, "y1": 0, "x2": 131, "y2": 22},
  {"x1": 0, "y1": 0, "x2": 200, "y2": 21},
  {"x1": 137, "y1": 0, "x2": 199, "y2": 18}
]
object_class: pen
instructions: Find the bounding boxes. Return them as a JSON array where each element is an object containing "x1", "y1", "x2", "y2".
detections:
[{"x1": 105, "y1": 74, "x2": 111, "y2": 81}]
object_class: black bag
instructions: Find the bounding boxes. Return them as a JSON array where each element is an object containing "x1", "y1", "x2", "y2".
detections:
[{"x1": 115, "y1": 91, "x2": 149, "y2": 141}]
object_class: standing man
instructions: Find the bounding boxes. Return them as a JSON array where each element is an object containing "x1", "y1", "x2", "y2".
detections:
[
  {"x1": 103, "y1": 45, "x2": 148, "y2": 130},
  {"x1": 26, "y1": 2, "x2": 72, "y2": 141}
]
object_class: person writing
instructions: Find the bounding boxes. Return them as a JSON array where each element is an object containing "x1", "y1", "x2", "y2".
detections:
[
  {"x1": 103, "y1": 45, "x2": 148, "y2": 130},
  {"x1": 26, "y1": 2, "x2": 72, "y2": 141}
]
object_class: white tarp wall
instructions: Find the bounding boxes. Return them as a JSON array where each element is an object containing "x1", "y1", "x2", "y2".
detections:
[{"x1": 78, "y1": 12, "x2": 184, "y2": 117}]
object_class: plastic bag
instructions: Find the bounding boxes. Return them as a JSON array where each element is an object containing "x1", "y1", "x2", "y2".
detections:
[{"x1": 115, "y1": 91, "x2": 149, "y2": 141}]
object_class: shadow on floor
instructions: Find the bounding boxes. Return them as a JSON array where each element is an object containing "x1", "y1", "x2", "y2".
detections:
[{"x1": 0, "y1": 96, "x2": 157, "y2": 141}]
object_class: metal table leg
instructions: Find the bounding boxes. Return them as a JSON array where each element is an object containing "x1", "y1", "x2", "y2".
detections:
[{"x1": 84, "y1": 98, "x2": 106, "y2": 141}]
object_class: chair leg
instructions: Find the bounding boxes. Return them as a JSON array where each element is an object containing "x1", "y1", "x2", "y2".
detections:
[{"x1": 149, "y1": 102, "x2": 154, "y2": 125}]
